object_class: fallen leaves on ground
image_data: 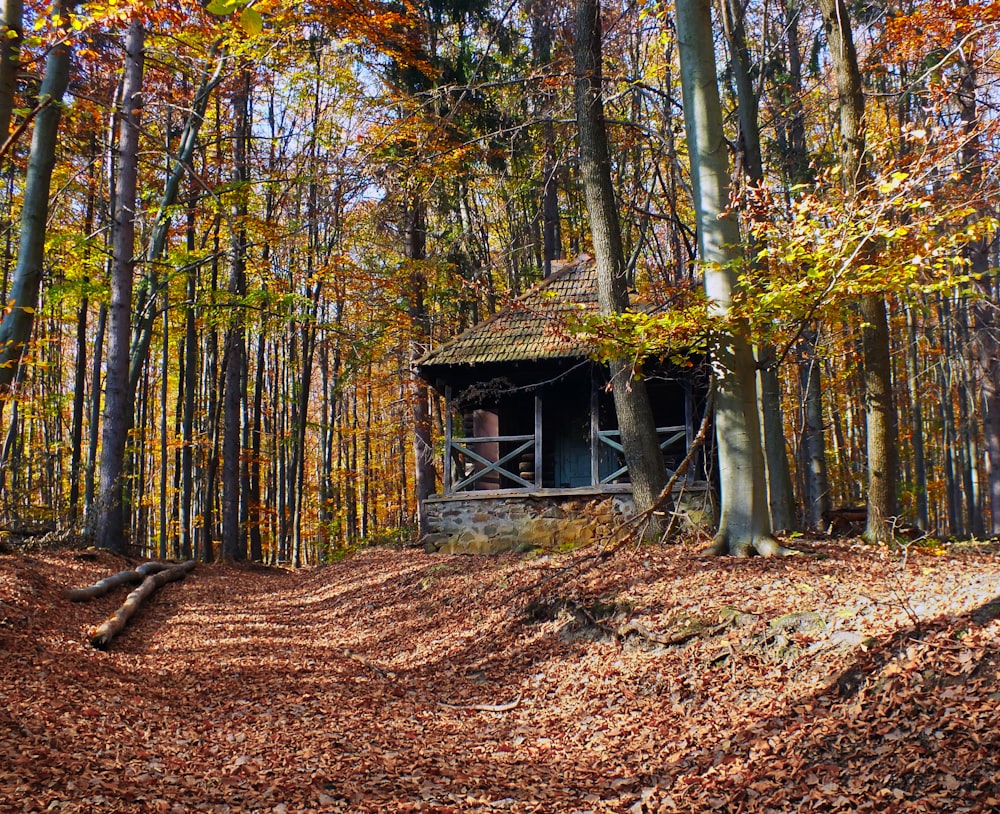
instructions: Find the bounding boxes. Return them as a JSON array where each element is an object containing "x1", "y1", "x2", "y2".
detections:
[{"x1": 1, "y1": 538, "x2": 998, "y2": 813}]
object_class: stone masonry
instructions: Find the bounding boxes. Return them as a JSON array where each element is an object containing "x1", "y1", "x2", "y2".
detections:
[{"x1": 421, "y1": 488, "x2": 713, "y2": 554}]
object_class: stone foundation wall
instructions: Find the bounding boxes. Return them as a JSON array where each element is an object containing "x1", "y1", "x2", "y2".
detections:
[{"x1": 421, "y1": 488, "x2": 713, "y2": 554}]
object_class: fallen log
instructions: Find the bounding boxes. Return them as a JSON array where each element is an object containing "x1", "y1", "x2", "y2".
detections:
[
  {"x1": 88, "y1": 560, "x2": 196, "y2": 649},
  {"x1": 67, "y1": 561, "x2": 173, "y2": 601}
]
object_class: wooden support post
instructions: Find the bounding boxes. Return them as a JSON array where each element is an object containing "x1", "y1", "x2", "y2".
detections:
[
  {"x1": 590, "y1": 374, "x2": 600, "y2": 486},
  {"x1": 534, "y1": 394, "x2": 543, "y2": 489},
  {"x1": 685, "y1": 384, "x2": 695, "y2": 483},
  {"x1": 444, "y1": 385, "x2": 453, "y2": 494}
]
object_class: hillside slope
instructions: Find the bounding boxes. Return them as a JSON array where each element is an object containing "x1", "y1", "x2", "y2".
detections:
[{"x1": 1, "y1": 540, "x2": 998, "y2": 813}]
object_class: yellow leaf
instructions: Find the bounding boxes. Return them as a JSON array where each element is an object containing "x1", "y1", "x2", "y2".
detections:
[{"x1": 240, "y1": 7, "x2": 263, "y2": 35}]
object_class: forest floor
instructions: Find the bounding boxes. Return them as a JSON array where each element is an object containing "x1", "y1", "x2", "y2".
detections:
[{"x1": 1, "y1": 537, "x2": 999, "y2": 814}]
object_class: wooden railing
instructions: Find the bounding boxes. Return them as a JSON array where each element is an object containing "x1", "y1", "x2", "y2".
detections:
[
  {"x1": 443, "y1": 394, "x2": 543, "y2": 494},
  {"x1": 447, "y1": 435, "x2": 538, "y2": 492},
  {"x1": 594, "y1": 425, "x2": 688, "y2": 485},
  {"x1": 441, "y1": 384, "x2": 693, "y2": 493}
]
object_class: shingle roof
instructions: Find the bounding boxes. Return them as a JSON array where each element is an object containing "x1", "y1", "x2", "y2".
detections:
[{"x1": 416, "y1": 255, "x2": 602, "y2": 368}]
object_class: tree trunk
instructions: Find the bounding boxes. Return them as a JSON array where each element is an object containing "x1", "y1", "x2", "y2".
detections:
[
  {"x1": 957, "y1": 40, "x2": 1000, "y2": 535},
  {"x1": 94, "y1": 19, "x2": 144, "y2": 554},
  {"x1": 775, "y1": 0, "x2": 829, "y2": 530},
  {"x1": 974, "y1": 301, "x2": 1000, "y2": 533},
  {"x1": 128, "y1": 44, "x2": 225, "y2": 400},
  {"x1": 721, "y1": 0, "x2": 796, "y2": 532},
  {"x1": 675, "y1": 0, "x2": 776, "y2": 555},
  {"x1": 858, "y1": 294, "x2": 898, "y2": 541},
  {"x1": 69, "y1": 138, "x2": 100, "y2": 523},
  {"x1": 291, "y1": 297, "x2": 318, "y2": 566},
  {"x1": 201, "y1": 247, "x2": 222, "y2": 563},
  {"x1": 0, "y1": 0, "x2": 74, "y2": 390},
  {"x1": 159, "y1": 294, "x2": 169, "y2": 558},
  {"x1": 221, "y1": 67, "x2": 250, "y2": 563},
  {"x1": 180, "y1": 214, "x2": 197, "y2": 561},
  {"x1": 69, "y1": 290, "x2": 88, "y2": 522},
  {"x1": 799, "y1": 328, "x2": 830, "y2": 530},
  {"x1": 817, "y1": 0, "x2": 898, "y2": 543},
  {"x1": 574, "y1": 0, "x2": 666, "y2": 539},
  {"x1": 0, "y1": 0, "x2": 22, "y2": 143},
  {"x1": 903, "y1": 307, "x2": 929, "y2": 530},
  {"x1": 84, "y1": 303, "x2": 107, "y2": 515},
  {"x1": 405, "y1": 196, "x2": 436, "y2": 537},
  {"x1": 248, "y1": 331, "x2": 265, "y2": 562},
  {"x1": 530, "y1": 0, "x2": 560, "y2": 277}
]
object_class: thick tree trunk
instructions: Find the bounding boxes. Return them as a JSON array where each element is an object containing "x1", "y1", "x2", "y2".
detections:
[
  {"x1": 531, "y1": 0, "x2": 560, "y2": 277},
  {"x1": 782, "y1": 0, "x2": 810, "y2": 187},
  {"x1": 675, "y1": 0, "x2": 776, "y2": 555},
  {"x1": 221, "y1": 316, "x2": 244, "y2": 561},
  {"x1": 574, "y1": 0, "x2": 666, "y2": 539},
  {"x1": 721, "y1": 0, "x2": 796, "y2": 532},
  {"x1": 0, "y1": 0, "x2": 74, "y2": 389},
  {"x1": 95, "y1": 20, "x2": 145, "y2": 554},
  {"x1": 974, "y1": 303, "x2": 1000, "y2": 534},
  {"x1": 758, "y1": 354, "x2": 796, "y2": 531},
  {"x1": 858, "y1": 294, "x2": 898, "y2": 542},
  {"x1": 957, "y1": 45, "x2": 1000, "y2": 535}
]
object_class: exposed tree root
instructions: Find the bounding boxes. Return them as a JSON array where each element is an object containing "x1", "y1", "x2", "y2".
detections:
[
  {"x1": 707, "y1": 533, "x2": 799, "y2": 558},
  {"x1": 617, "y1": 617, "x2": 729, "y2": 647}
]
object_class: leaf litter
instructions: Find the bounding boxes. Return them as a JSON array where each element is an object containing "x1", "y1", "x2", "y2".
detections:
[{"x1": 1, "y1": 539, "x2": 998, "y2": 813}]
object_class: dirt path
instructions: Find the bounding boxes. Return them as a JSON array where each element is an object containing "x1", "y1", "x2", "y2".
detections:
[{"x1": 2, "y1": 542, "x2": 999, "y2": 812}]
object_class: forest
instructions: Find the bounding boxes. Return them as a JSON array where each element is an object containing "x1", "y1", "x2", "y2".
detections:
[{"x1": 0, "y1": 0, "x2": 997, "y2": 561}]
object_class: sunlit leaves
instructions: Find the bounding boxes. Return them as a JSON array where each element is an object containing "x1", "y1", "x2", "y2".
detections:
[
  {"x1": 569, "y1": 288, "x2": 717, "y2": 368},
  {"x1": 205, "y1": 0, "x2": 263, "y2": 36},
  {"x1": 734, "y1": 146, "x2": 998, "y2": 349}
]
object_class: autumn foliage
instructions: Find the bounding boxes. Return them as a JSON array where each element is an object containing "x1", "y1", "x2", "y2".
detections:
[{"x1": 0, "y1": 0, "x2": 993, "y2": 557}]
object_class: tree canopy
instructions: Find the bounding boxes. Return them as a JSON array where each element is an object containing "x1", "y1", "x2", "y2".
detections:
[{"x1": 0, "y1": 0, "x2": 996, "y2": 558}]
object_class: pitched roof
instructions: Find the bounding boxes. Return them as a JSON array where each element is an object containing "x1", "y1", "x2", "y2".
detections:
[{"x1": 416, "y1": 255, "x2": 602, "y2": 369}]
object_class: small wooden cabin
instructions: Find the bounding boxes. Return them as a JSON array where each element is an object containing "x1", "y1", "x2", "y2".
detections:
[{"x1": 415, "y1": 256, "x2": 712, "y2": 553}]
